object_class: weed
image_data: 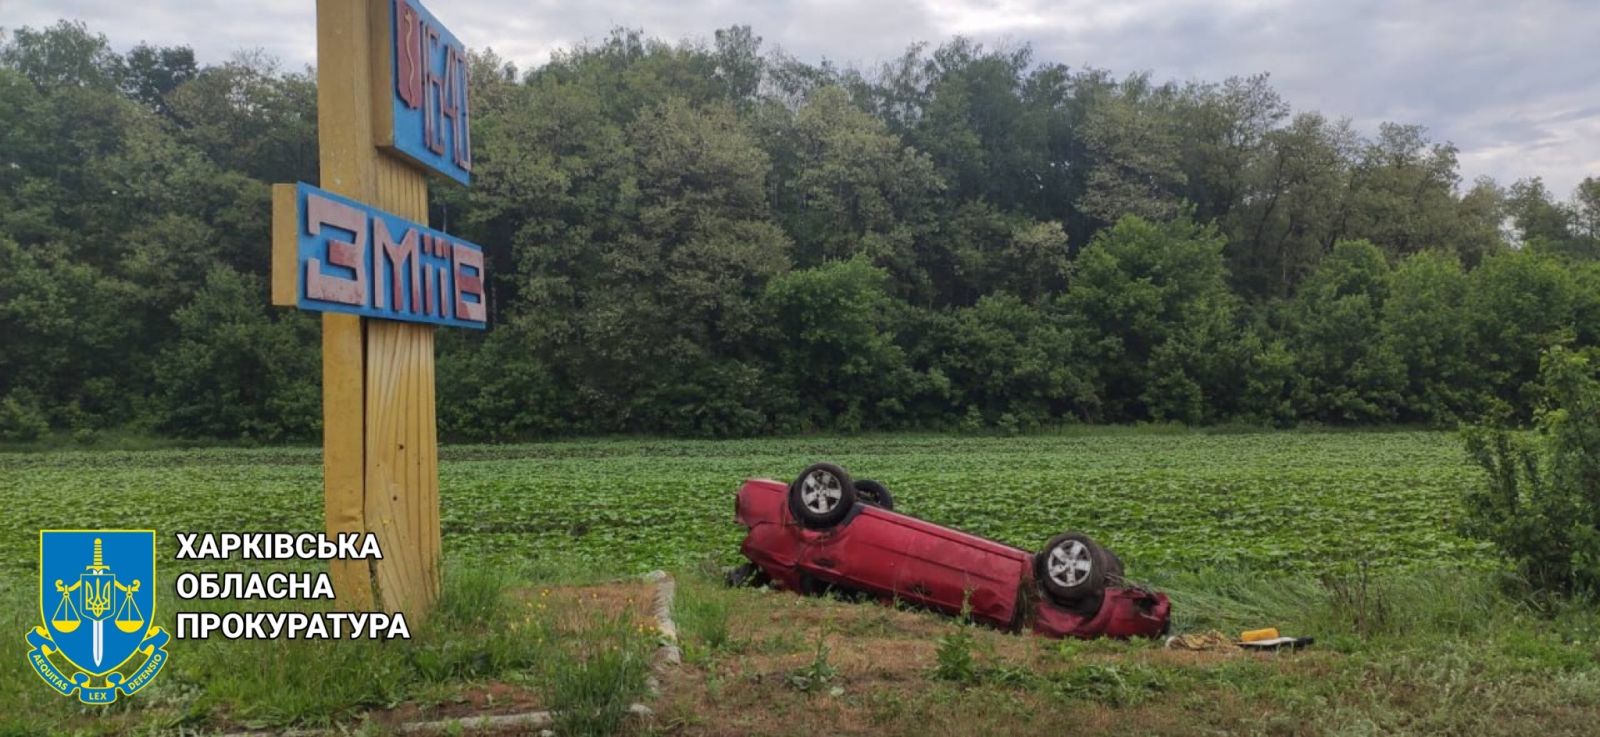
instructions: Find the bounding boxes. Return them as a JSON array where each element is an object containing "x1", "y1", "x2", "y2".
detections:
[
  {"x1": 787, "y1": 632, "x2": 838, "y2": 693},
  {"x1": 865, "y1": 689, "x2": 907, "y2": 725},
  {"x1": 676, "y1": 579, "x2": 735, "y2": 660},
  {"x1": 539, "y1": 612, "x2": 651, "y2": 737},
  {"x1": 433, "y1": 560, "x2": 510, "y2": 627},
  {"x1": 841, "y1": 605, "x2": 895, "y2": 637},
  {"x1": 933, "y1": 627, "x2": 978, "y2": 683},
  {"x1": 1045, "y1": 662, "x2": 1167, "y2": 707},
  {"x1": 754, "y1": 629, "x2": 805, "y2": 655}
]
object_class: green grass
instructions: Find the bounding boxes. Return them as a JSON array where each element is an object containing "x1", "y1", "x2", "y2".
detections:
[
  {"x1": 1, "y1": 430, "x2": 1582, "y2": 736},
  {"x1": 674, "y1": 577, "x2": 737, "y2": 663},
  {"x1": 0, "y1": 560, "x2": 653, "y2": 736},
  {"x1": 539, "y1": 610, "x2": 653, "y2": 737},
  {"x1": 660, "y1": 564, "x2": 1600, "y2": 737}
]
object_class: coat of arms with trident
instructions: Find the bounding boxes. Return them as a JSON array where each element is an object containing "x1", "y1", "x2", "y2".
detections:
[
  {"x1": 51, "y1": 537, "x2": 144, "y2": 667},
  {"x1": 29, "y1": 530, "x2": 170, "y2": 704}
]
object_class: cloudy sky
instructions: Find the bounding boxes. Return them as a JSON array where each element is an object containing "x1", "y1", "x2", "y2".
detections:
[{"x1": 6, "y1": 0, "x2": 1598, "y2": 197}]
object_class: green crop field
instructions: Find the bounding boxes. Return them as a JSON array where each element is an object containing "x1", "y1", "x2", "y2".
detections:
[
  {"x1": 0, "y1": 430, "x2": 1492, "y2": 579},
  {"x1": 12, "y1": 430, "x2": 1600, "y2": 737}
]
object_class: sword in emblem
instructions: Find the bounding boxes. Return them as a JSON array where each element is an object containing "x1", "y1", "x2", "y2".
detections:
[{"x1": 82, "y1": 538, "x2": 113, "y2": 667}]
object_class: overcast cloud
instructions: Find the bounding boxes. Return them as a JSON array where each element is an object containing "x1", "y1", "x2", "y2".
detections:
[{"x1": 5, "y1": 0, "x2": 1597, "y2": 196}]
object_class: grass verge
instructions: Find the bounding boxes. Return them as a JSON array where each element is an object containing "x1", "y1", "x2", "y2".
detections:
[
  {"x1": 656, "y1": 564, "x2": 1600, "y2": 737},
  {"x1": 0, "y1": 561, "x2": 655, "y2": 736}
]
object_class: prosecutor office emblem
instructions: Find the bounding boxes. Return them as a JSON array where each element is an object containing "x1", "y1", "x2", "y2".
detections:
[{"x1": 27, "y1": 530, "x2": 169, "y2": 703}]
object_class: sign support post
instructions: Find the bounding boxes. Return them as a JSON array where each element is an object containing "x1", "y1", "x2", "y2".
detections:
[{"x1": 272, "y1": 0, "x2": 483, "y2": 620}]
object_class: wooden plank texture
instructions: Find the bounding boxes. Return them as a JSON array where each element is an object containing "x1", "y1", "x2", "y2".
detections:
[
  {"x1": 368, "y1": 0, "x2": 396, "y2": 148},
  {"x1": 364, "y1": 320, "x2": 440, "y2": 617},
  {"x1": 315, "y1": 0, "x2": 440, "y2": 618},
  {"x1": 322, "y1": 313, "x2": 371, "y2": 609},
  {"x1": 270, "y1": 184, "x2": 298, "y2": 307}
]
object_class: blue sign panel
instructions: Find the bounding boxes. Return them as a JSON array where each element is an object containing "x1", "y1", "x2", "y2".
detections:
[
  {"x1": 30, "y1": 531, "x2": 169, "y2": 704},
  {"x1": 386, "y1": 0, "x2": 471, "y2": 185},
  {"x1": 289, "y1": 182, "x2": 487, "y2": 329}
]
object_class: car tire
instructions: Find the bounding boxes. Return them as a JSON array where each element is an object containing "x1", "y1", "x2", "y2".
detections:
[
  {"x1": 1060, "y1": 549, "x2": 1121, "y2": 617},
  {"x1": 788, "y1": 462, "x2": 857, "y2": 528},
  {"x1": 856, "y1": 479, "x2": 895, "y2": 511},
  {"x1": 1036, "y1": 532, "x2": 1110, "y2": 604}
]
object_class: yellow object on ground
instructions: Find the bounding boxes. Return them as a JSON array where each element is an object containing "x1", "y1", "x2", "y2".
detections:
[{"x1": 1241, "y1": 627, "x2": 1280, "y2": 642}]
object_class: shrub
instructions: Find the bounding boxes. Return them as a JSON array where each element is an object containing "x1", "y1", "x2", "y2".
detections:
[
  {"x1": 932, "y1": 626, "x2": 978, "y2": 683},
  {"x1": 786, "y1": 632, "x2": 837, "y2": 693},
  {"x1": 0, "y1": 390, "x2": 49, "y2": 442},
  {"x1": 1462, "y1": 346, "x2": 1600, "y2": 596}
]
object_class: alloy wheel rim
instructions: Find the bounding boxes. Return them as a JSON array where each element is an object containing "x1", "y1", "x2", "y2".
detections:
[
  {"x1": 1047, "y1": 540, "x2": 1094, "y2": 588},
  {"x1": 800, "y1": 471, "x2": 842, "y2": 513}
]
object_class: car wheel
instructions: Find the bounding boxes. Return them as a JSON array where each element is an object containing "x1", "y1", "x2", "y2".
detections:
[
  {"x1": 1036, "y1": 532, "x2": 1109, "y2": 604},
  {"x1": 1058, "y1": 548, "x2": 1121, "y2": 617},
  {"x1": 856, "y1": 479, "x2": 895, "y2": 511},
  {"x1": 788, "y1": 462, "x2": 857, "y2": 528}
]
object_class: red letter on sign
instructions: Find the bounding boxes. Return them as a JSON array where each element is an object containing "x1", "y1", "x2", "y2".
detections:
[
  {"x1": 423, "y1": 24, "x2": 445, "y2": 155},
  {"x1": 453, "y1": 244, "x2": 485, "y2": 323},
  {"x1": 395, "y1": 0, "x2": 423, "y2": 109},
  {"x1": 372, "y1": 218, "x2": 420, "y2": 312},
  {"x1": 305, "y1": 193, "x2": 368, "y2": 306},
  {"x1": 457, "y1": 49, "x2": 472, "y2": 172}
]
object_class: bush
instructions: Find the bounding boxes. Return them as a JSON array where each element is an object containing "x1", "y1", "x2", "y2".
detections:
[
  {"x1": 758, "y1": 257, "x2": 920, "y2": 432},
  {"x1": 932, "y1": 626, "x2": 978, "y2": 683},
  {"x1": 153, "y1": 268, "x2": 320, "y2": 441},
  {"x1": 1062, "y1": 214, "x2": 1239, "y2": 423},
  {"x1": 1289, "y1": 239, "x2": 1405, "y2": 422},
  {"x1": 1462, "y1": 346, "x2": 1600, "y2": 596},
  {"x1": 0, "y1": 390, "x2": 50, "y2": 442}
]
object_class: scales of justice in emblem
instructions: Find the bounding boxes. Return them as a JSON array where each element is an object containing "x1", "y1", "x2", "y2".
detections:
[
  {"x1": 49, "y1": 537, "x2": 145, "y2": 667},
  {"x1": 29, "y1": 530, "x2": 168, "y2": 704}
]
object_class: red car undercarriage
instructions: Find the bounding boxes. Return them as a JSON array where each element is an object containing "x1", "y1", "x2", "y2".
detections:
[{"x1": 731, "y1": 464, "x2": 1171, "y2": 640}]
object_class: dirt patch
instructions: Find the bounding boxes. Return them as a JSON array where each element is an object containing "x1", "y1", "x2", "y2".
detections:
[
  {"x1": 655, "y1": 583, "x2": 1333, "y2": 737},
  {"x1": 511, "y1": 580, "x2": 658, "y2": 631}
]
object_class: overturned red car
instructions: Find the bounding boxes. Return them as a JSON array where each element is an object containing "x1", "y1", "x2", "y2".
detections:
[{"x1": 730, "y1": 463, "x2": 1171, "y2": 639}]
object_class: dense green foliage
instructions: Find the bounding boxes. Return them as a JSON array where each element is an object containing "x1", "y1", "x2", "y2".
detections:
[
  {"x1": 1463, "y1": 347, "x2": 1600, "y2": 595},
  {"x1": 0, "y1": 431, "x2": 1490, "y2": 577},
  {"x1": 3, "y1": 21, "x2": 1599, "y2": 440}
]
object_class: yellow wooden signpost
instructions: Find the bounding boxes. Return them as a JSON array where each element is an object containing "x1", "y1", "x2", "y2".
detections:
[{"x1": 270, "y1": 0, "x2": 483, "y2": 620}]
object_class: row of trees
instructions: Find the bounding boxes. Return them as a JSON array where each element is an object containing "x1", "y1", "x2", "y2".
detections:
[{"x1": 1, "y1": 22, "x2": 1597, "y2": 442}]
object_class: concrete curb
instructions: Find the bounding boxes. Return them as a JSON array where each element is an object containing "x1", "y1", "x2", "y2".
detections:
[
  {"x1": 643, "y1": 569, "x2": 683, "y2": 667},
  {"x1": 394, "y1": 703, "x2": 655, "y2": 736},
  {"x1": 218, "y1": 572, "x2": 680, "y2": 737}
]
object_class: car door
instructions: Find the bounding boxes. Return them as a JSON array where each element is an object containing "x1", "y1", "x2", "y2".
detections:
[{"x1": 799, "y1": 505, "x2": 1028, "y2": 629}]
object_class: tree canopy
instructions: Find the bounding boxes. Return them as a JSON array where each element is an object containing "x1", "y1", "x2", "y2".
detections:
[{"x1": 1, "y1": 20, "x2": 1597, "y2": 442}]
